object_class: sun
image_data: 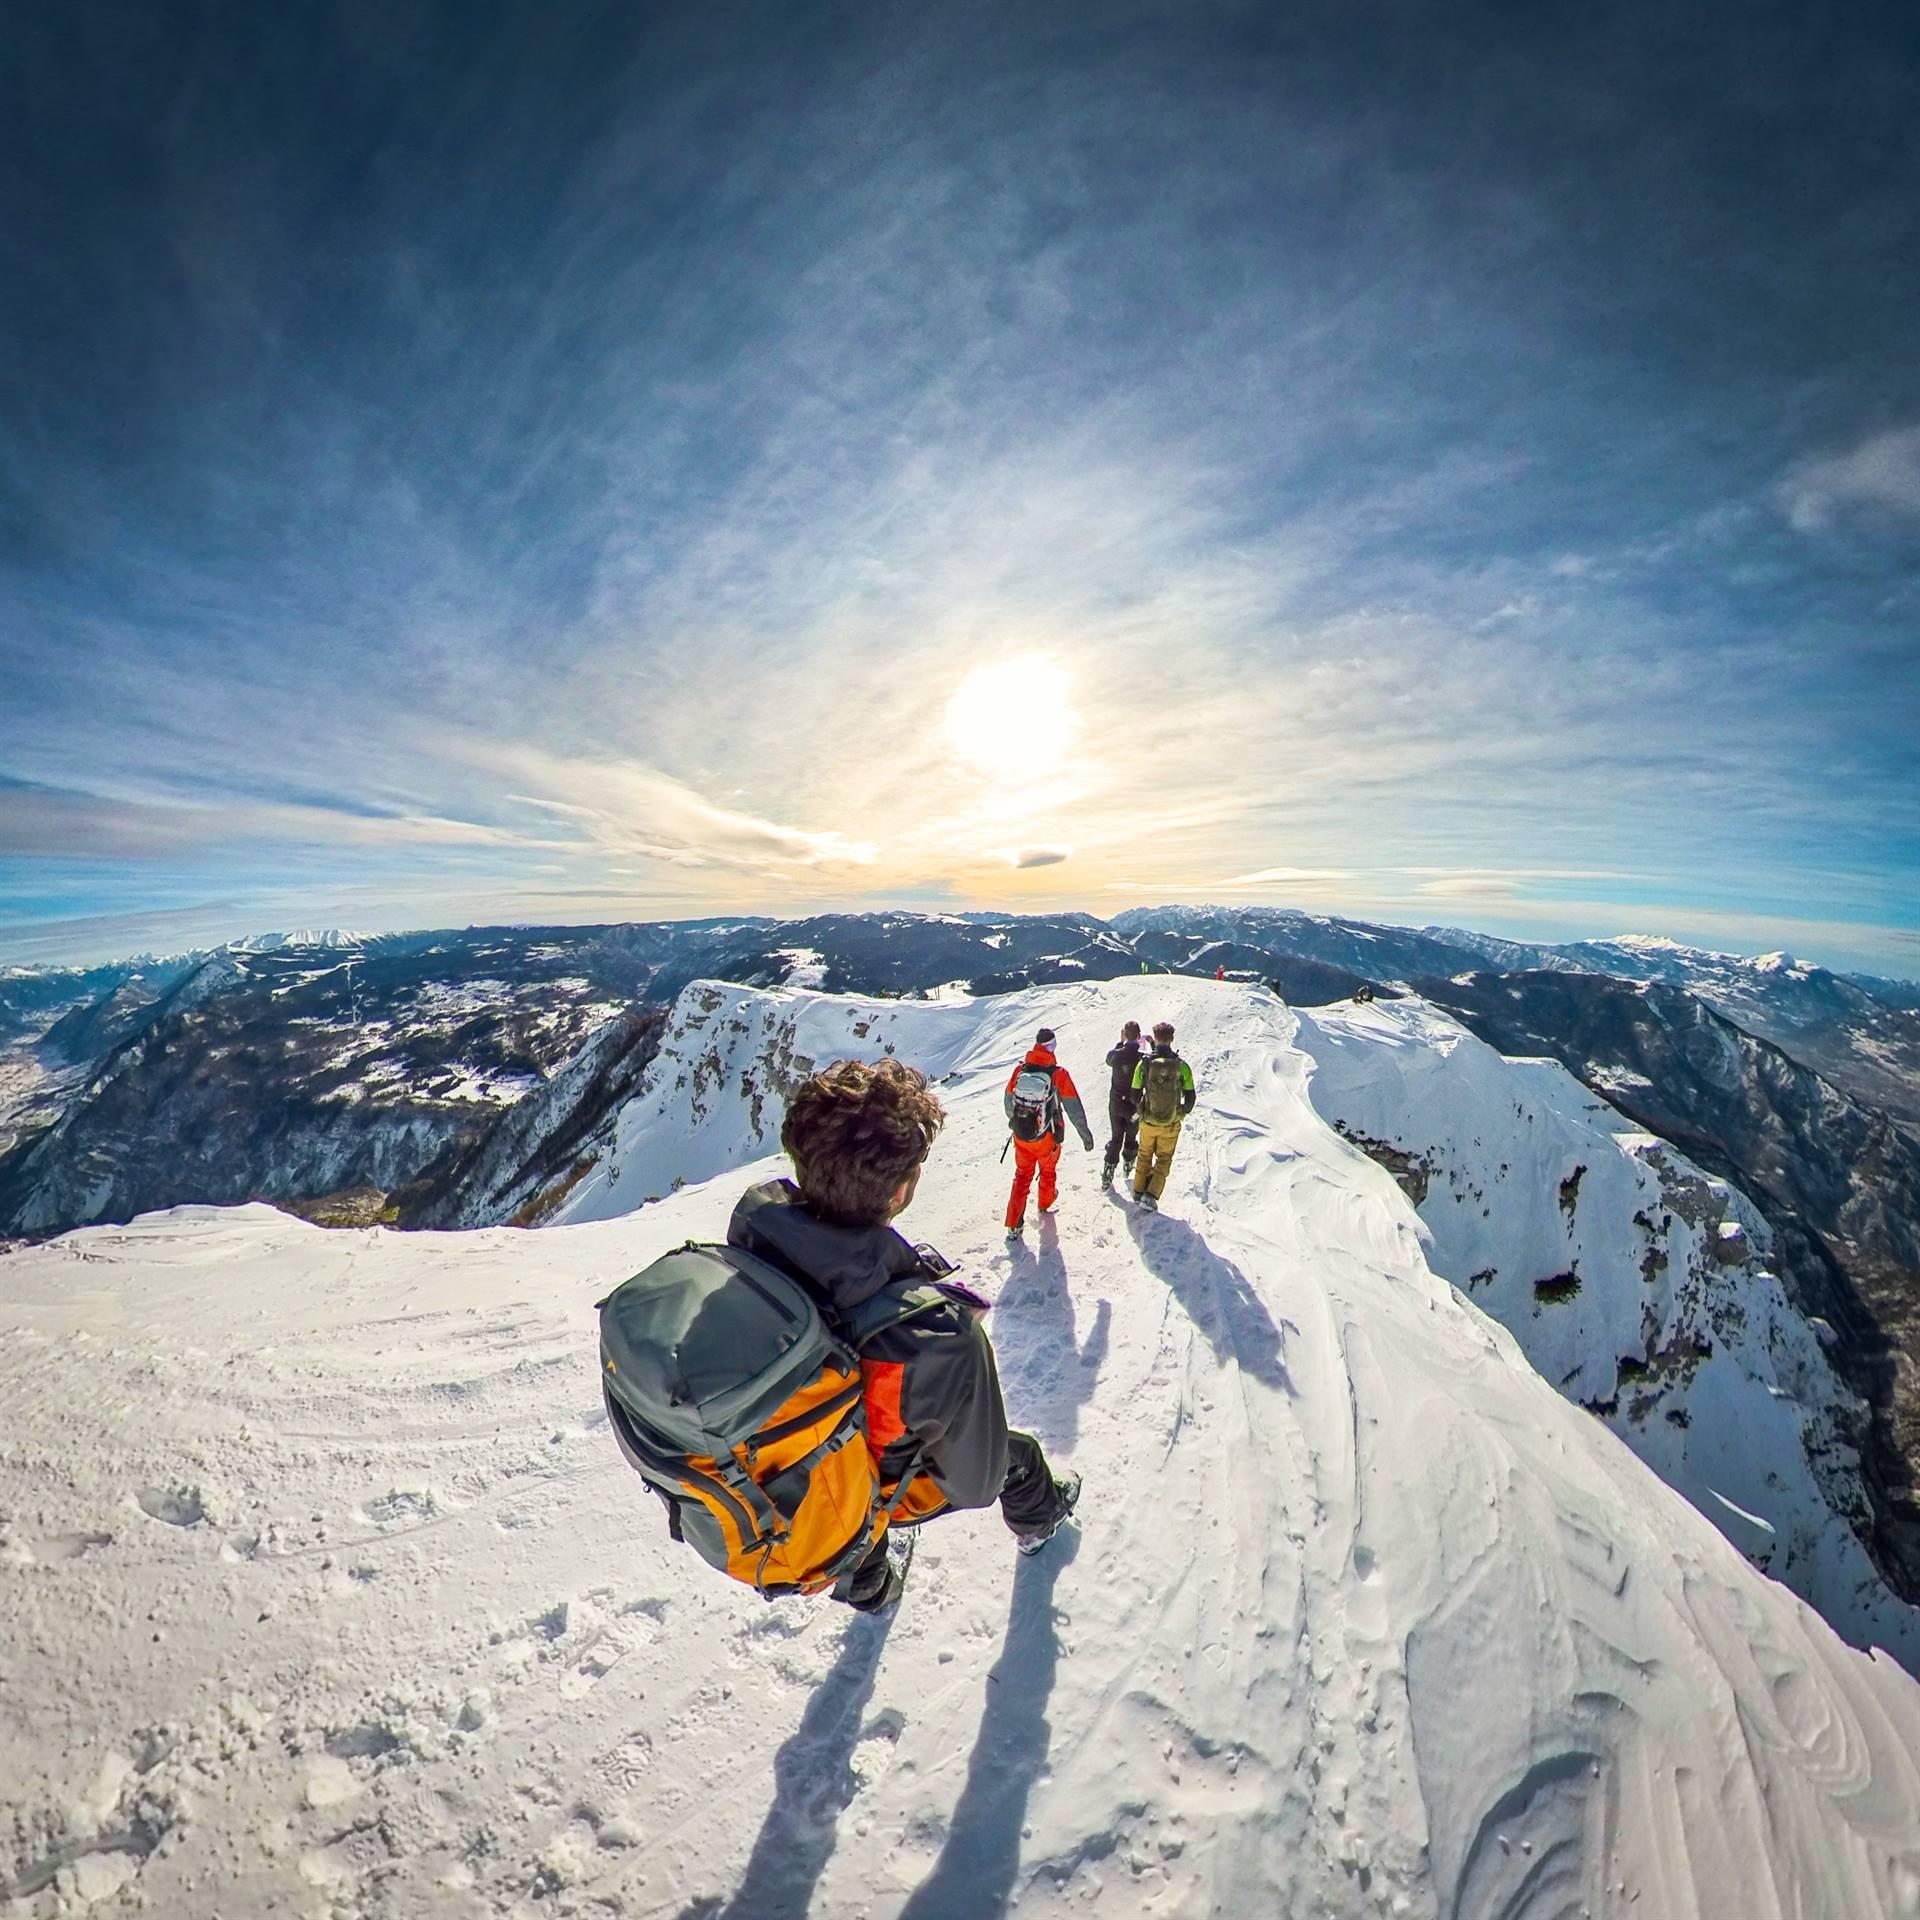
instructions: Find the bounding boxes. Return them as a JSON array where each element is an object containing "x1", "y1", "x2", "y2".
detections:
[{"x1": 943, "y1": 659, "x2": 1076, "y2": 778}]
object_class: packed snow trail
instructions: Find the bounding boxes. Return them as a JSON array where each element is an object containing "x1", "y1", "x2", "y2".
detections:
[{"x1": 4, "y1": 978, "x2": 1920, "y2": 1917}]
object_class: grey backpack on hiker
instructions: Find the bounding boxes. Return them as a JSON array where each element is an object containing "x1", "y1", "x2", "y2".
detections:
[
  {"x1": 598, "y1": 1242, "x2": 944, "y2": 1597},
  {"x1": 1009, "y1": 1065, "x2": 1058, "y2": 1142}
]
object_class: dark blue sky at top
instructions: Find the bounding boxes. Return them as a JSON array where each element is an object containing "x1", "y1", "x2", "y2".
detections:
[{"x1": 1, "y1": 0, "x2": 1917, "y2": 970}]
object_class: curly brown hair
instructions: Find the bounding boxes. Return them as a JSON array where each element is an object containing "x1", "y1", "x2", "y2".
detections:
[{"x1": 780, "y1": 1057, "x2": 946, "y2": 1227}]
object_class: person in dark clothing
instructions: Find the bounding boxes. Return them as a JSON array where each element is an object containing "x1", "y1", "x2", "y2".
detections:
[
  {"x1": 1130, "y1": 1021, "x2": 1198, "y2": 1211},
  {"x1": 1101, "y1": 1019, "x2": 1149, "y2": 1188},
  {"x1": 745, "y1": 1057, "x2": 1080, "y2": 1612}
]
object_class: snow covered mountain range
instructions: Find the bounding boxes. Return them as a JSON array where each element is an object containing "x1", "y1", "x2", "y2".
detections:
[
  {"x1": 5, "y1": 974, "x2": 1920, "y2": 1917},
  {"x1": 1113, "y1": 905, "x2": 1920, "y2": 1130},
  {"x1": 7, "y1": 909, "x2": 1916, "y2": 1243},
  {"x1": 0, "y1": 914, "x2": 1152, "y2": 1223},
  {"x1": 5, "y1": 906, "x2": 1918, "y2": 1616}
]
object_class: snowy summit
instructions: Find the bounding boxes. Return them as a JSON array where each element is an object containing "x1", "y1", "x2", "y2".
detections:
[{"x1": 4, "y1": 976, "x2": 1920, "y2": 1917}]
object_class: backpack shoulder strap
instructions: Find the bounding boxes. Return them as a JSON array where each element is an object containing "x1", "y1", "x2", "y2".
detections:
[{"x1": 839, "y1": 1277, "x2": 951, "y2": 1349}]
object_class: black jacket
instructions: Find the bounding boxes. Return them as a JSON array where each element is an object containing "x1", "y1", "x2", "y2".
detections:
[
  {"x1": 1106, "y1": 1040, "x2": 1147, "y2": 1106},
  {"x1": 727, "y1": 1180, "x2": 1010, "y2": 1513}
]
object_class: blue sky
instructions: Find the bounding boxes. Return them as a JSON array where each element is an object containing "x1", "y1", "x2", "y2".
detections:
[{"x1": 2, "y1": 1, "x2": 1917, "y2": 974}]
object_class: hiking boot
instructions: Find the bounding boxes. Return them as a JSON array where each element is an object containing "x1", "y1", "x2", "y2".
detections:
[
  {"x1": 1136, "y1": 1192, "x2": 1159, "y2": 1212},
  {"x1": 846, "y1": 1534, "x2": 915, "y2": 1614},
  {"x1": 1099, "y1": 1163, "x2": 1115, "y2": 1189},
  {"x1": 1006, "y1": 1220, "x2": 1025, "y2": 1238},
  {"x1": 1016, "y1": 1470, "x2": 1083, "y2": 1556},
  {"x1": 1040, "y1": 1199, "x2": 1059, "y2": 1214}
]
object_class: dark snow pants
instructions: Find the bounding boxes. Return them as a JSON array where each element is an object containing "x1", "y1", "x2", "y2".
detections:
[
  {"x1": 841, "y1": 1430, "x2": 1069, "y2": 1610},
  {"x1": 1102, "y1": 1092, "x2": 1138, "y2": 1180}
]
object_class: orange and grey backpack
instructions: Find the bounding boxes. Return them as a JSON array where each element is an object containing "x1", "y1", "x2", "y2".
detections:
[{"x1": 598, "y1": 1243, "x2": 947, "y2": 1599}]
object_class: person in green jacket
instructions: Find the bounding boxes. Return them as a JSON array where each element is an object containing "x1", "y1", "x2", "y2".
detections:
[{"x1": 1129, "y1": 1022, "x2": 1196, "y2": 1212}]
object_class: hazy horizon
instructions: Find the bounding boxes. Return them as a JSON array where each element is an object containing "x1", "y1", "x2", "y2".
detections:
[{"x1": 4, "y1": 895, "x2": 1915, "y2": 986}]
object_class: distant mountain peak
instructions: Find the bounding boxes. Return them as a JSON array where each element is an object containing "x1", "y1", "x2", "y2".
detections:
[
  {"x1": 1605, "y1": 933, "x2": 1728, "y2": 958},
  {"x1": 223, "y1": 928, "x2": 367, "y2": 953}
]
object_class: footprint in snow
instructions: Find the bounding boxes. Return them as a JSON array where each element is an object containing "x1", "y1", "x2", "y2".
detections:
[
  {"x1": 359, "y1": 1488, "x2": 439, "y2": 1526},
  {"x1": 489, "y1": 1598, "x2": 573, "y2": 1673},
  {"x1": 560, "y1": 1627, "x2": 636, "y2": 1699},
  {"x1": 135, "y1": 1485, "x2": 209, "y2": 1528},
  {"x1": 596, "y1": 1730, "x2": 655, "y2": 1793},
  {"x1": 18, "y1": 1529, "x2": 116, "y2": 1562},
  {"x1": 849, "y1": 1708, "x2": 908, "y2": 1793}
]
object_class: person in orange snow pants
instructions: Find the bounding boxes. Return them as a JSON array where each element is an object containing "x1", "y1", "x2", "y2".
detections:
[
  {"x1": 1006, "y1": 1131, "x2": 1062, "y2": 1229},
  {"x1": 1002, "y1": 1027, "x2": 1095, "y2": 1233}
]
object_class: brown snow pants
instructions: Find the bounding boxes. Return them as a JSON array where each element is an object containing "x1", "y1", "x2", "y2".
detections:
[{"x1": 1132, "y1": 1118, "x2": 1182, "y2": 1200}]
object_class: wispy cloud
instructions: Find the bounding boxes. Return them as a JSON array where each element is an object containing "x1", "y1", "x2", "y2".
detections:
[
  {"x1": 1215, "y1": 867, "x2": 1351, "y2": 890},
  {"x1": 1404, "y1": 867, "x2": 1636, "y2": 899},
  {"x1": 0, "y1": 776, "x2": 557, "y2": 861},
  {"x1": 1780, "y1": 424, "x2": 1920, "y2": 533},
  {"x1": 474, "y1": 746, "x2": 876, "y2": 873},
  {"x1": 1413, "y1": 874, "x2": 1530, "y2": 898}
]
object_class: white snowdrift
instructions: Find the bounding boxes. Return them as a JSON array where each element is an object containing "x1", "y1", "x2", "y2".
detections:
[
  {"x1": 3, "y1": 976, "x2": 1919, "y2": 1919},
  {"x1": 1290, "y1": 995, "x2": 1920, "y2": 1670}
]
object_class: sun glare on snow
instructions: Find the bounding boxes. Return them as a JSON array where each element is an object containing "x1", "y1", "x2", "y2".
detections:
[{"x1": 943, "y1": 659, "x2": 1076, "y2": 778}]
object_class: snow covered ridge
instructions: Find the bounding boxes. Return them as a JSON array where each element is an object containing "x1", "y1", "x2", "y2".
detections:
[
  {"x1": 565, "y1": 979, "x2": 1920, "y2": 1662},
  {"x1": 7, "y1": 978, "x2": 1920, "y2": 1919},
  {"x1": 542, "y1": 980, "x2": 990, "y2": 1227},
  {"x1": 1292, "y1": 996, "x2": 1918, "y2": 1667}
]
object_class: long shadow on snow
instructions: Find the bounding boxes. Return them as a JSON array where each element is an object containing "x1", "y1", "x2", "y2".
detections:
[
  {"x1": 897, "y1": 1528, "x2": 1081, "y2": 1920},
  {"x1": 1125, "y1": 1207, "x2": 1297, "y2": 1395},
  {"x1": 688, "y1": 1608, "x2": 898, "y2": 1920},
  {"x1": 993, "y1": 1216, "x2": 1111, "y2": 1453}
]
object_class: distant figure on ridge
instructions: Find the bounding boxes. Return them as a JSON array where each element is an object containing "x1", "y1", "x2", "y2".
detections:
[
  {"x1": 598, "y1": 1057, "x2": 1081, "y2": 1617},
  {"x1": 1130, "y1": 1021, "x2": 1196, "y2": 1213},
  {"x1": 1215, "y1": 963, "x2": 1224, "y2": 981},
  {"x1": 1004, "y1": 1026, "x2": 1095, "y2": 1237},
  {"x1": 1100, "y1": 1018, "x2": 1149, "y2": 1190}
]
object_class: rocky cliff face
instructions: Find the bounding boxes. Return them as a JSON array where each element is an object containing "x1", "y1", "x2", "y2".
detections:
[
  {"x1": 1421, "y1": 928, "x2": 1920, "y2": 1129},
  {"x1": 0, "y1": 932, "x2": 634, "y2": 1233},
  {"x1": 397, "y1": 1008, "x2": 668, "y2": 1229}
]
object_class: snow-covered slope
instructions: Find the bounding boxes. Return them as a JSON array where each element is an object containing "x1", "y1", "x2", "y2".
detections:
[
  {"x1": 545, "y1": 982, "x2": 989, "y2": 1226},
  {"x1": 1292, "y1": 996, "x2": 1913, "y2": 1664},
  {"x1": 5, "y1": 978, "x2": 1920, "y2": 1919}
]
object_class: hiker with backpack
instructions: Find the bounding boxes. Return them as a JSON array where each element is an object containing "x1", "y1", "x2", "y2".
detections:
[
  {"x1": 1100, "y1": 1019, "x2": 1149, "y2": 1190},
  {"x1": 1130, "y1": 1021, "x2": 1196, "y2": 1213},
  {"x1": 598, "y1": 1056, "x2": 1081, "y2": 1617},
  {"x1": 1003, "y1": 1026, "x2": 1096, "y2": 1237}
]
